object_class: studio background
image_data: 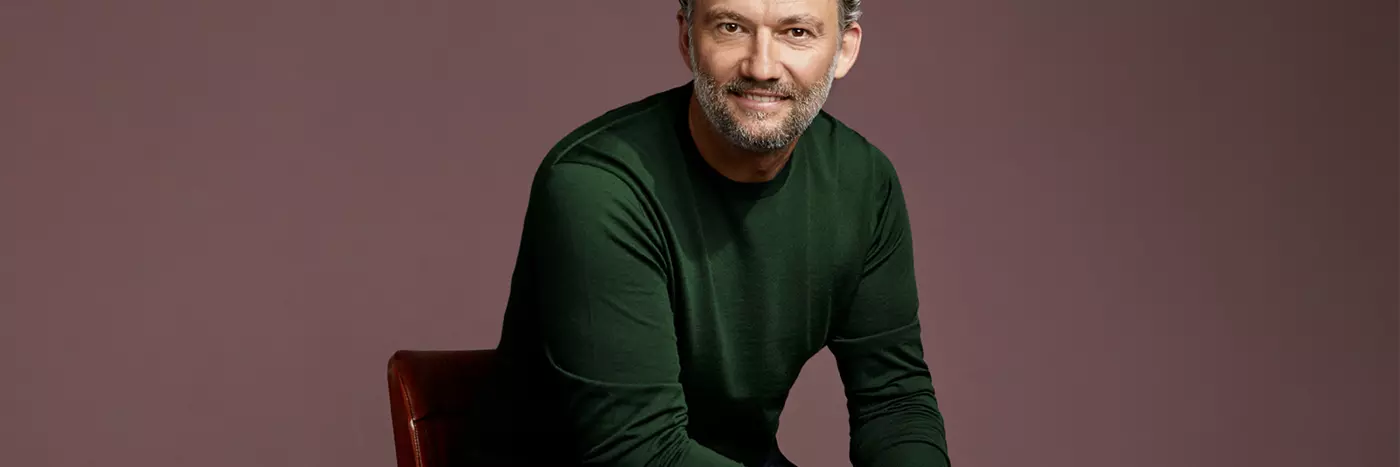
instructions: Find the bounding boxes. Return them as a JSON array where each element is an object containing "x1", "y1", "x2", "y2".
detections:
[{"x1": 2, "y1": 1, "x2": 1396, "y2": 466}]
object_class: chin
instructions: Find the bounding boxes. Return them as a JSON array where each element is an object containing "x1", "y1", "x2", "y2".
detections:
[
  {"x1": 728, "y1": 118, "x2": 779, "y2": 136},
  {"x1": 729, "y1": 107, "x2": 787, "y2": 124}
]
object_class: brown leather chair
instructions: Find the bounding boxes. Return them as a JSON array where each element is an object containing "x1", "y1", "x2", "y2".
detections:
[{"x1": 387, "y1": 349, "x2": 496, "y2": 467}]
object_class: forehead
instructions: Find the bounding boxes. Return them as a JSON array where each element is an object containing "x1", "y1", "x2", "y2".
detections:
[{"x1": 693, "y1": 0, "x2": 838, "y2": 22}]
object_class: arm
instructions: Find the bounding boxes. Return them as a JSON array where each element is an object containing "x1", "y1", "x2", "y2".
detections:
[
  {"x1": 827, "y1": 155, "x2": 951, "y2": 467},
  {"x1": 525, "y1": 160, "x2": 744, "y2": 467}
]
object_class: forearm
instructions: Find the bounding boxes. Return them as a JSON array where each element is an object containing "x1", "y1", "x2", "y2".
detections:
[
  {"x1": 848, "y1": 388, "x2": 950, "y2": 467},
  {"x1": 674, "y1": 440, "x2": 750, "y2": 467},
  {"x1": 571, "y1": 419, "x2": 745, "y2": 467},
  {"x1": 834, "y1": 324, "x2": 950, "y2": 467},
  {"x1": 548, "y1": 368, "x2": 744, "y2": 467}
]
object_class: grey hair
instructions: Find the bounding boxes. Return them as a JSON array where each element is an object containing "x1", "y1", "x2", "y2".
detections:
[{"x1": 678, "y1": 0, "x2": 863, "y2": 31}]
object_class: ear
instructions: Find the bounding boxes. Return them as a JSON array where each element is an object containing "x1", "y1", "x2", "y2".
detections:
[
  {"x1": 833, "y1": 21, "x2": 862, "y2": 80},
  {"x1": 678, "y1": 10, "x2": 694, "y2": 72}
]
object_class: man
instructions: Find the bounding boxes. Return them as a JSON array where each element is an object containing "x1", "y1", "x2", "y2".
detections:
[{"x1": 465, "y1": 0, "x2": 950, "y2": 466}]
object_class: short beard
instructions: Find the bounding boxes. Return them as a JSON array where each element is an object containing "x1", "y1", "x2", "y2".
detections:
[{"x1": 689, "y1": 37, "x2": 839, "y2": 154}]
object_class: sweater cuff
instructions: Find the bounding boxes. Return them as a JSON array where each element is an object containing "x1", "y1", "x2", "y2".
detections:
[{"x1": 858, "y1": 441, "x2": 950, "y2": 467}]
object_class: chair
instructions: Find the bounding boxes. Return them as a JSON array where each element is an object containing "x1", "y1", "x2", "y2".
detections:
[{"x1": 387, "y1": 349, "x2": 496, "y2": 467}]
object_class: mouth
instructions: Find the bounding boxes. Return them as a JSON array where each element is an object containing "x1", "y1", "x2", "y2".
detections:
[
  {"x1": 728, "y1": 89, "x2": 791, "y2": 111},
  {"x1": 730, "y1": 89, "x2": 789, "y2": 101}
]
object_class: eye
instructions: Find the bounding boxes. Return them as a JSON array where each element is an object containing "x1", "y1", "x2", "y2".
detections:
[
  {"x1": 719, "y1": 23, "x2": 741, "y2": 33},
  {"x1": 789, "y1": 28, "x2": 810, "y2": 38}
]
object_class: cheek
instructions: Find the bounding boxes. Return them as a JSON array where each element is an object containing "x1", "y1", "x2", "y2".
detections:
[
  {"x1": 694, "y1": 46, "x2": 747, "y2": 74},
  {"x1": 696, "y1": 61, "x2": 739, "y2": 85},
  {"x1": 788, "y1": 57, "x2": 835, "y2": 85}
]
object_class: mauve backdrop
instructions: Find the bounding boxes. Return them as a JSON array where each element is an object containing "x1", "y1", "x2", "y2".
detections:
[{"x1": 1, "y1": 1, "x2": 1396, "y2": 466}]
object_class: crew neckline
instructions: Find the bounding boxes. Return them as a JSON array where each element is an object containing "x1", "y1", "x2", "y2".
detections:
[{"x1": 671, "y1": 81, "x2": 797, "y2": 200}]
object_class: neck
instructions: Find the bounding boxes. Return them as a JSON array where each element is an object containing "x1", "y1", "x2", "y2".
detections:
[{"x1": 687, "y1": 93, "x2": 795, "y2": 183}]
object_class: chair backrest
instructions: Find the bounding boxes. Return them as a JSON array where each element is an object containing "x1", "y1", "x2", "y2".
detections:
[{"x1": 387, "y1": 349, "x2": 496, "y2": 467}]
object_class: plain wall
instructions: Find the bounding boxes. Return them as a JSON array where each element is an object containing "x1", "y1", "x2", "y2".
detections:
[{"x1": 2, "y1": 1, "x2": 1395, "y2": 466}]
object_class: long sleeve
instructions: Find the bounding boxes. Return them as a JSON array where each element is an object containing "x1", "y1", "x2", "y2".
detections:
[
  {"x1": 827, "y1": 155, "x2": 951, "y2": 467},
  {"x1": 522, "y1": 159, "x2": 745, "y2": 467}
]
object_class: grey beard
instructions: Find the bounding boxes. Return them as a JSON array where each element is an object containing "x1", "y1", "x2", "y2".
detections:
[{"x1": 688, "y1": 42, "x2": 838, "y2": 153}]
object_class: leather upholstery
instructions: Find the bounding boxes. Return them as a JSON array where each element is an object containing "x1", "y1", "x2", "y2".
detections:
[{"x1": 387, "y1": 349, "x2": 496, "y2": 467}]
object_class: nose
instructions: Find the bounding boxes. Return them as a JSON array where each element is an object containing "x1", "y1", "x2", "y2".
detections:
[{"x1": 740, "y1": 34, "x2": 781, "y2": 82}]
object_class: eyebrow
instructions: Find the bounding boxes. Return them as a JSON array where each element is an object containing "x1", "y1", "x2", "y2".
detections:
[
  {"x1": 702, "y1": 8, "x2": 749, "y2": 24},
  {"x1": 702, "y1": 8, "x2": 827, "y2": 34},
  {"x1": 777, "y1": 14, "x2": 825, "y2": 32}
]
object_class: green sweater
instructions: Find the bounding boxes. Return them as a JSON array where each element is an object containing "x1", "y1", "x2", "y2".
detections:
[{"x1": 468, "y1": 82, "x2": 948, "y2": 467}]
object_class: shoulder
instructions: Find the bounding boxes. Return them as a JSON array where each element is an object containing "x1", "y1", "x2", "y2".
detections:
[
  {"x1": 804, "y1": 110, "x2": 903, "y2": 192},
  {"x1": 534, "y1": 84, "x2": 688, "y2": 186},
  {"x1": 524, "y1": 84, "x2": 689, "y2": 219}
]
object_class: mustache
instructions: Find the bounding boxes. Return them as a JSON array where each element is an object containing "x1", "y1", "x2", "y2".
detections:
[{"x1": 721, "y1": 79, "x2": 799, "y2": 97}]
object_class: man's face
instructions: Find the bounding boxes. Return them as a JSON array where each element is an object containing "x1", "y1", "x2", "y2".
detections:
[{"x1": 683, "y1": 0, "x2": 858, "y2": 153}]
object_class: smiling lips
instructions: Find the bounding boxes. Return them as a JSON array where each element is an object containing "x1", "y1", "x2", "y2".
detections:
[{"x1": 730, "y1": 90, "x2": 790, "y2": 110}]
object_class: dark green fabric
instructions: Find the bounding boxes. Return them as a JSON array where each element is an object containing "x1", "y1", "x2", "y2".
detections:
[{"x1": 469, "y1": 81, "x2": 948, "y2": 467}]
